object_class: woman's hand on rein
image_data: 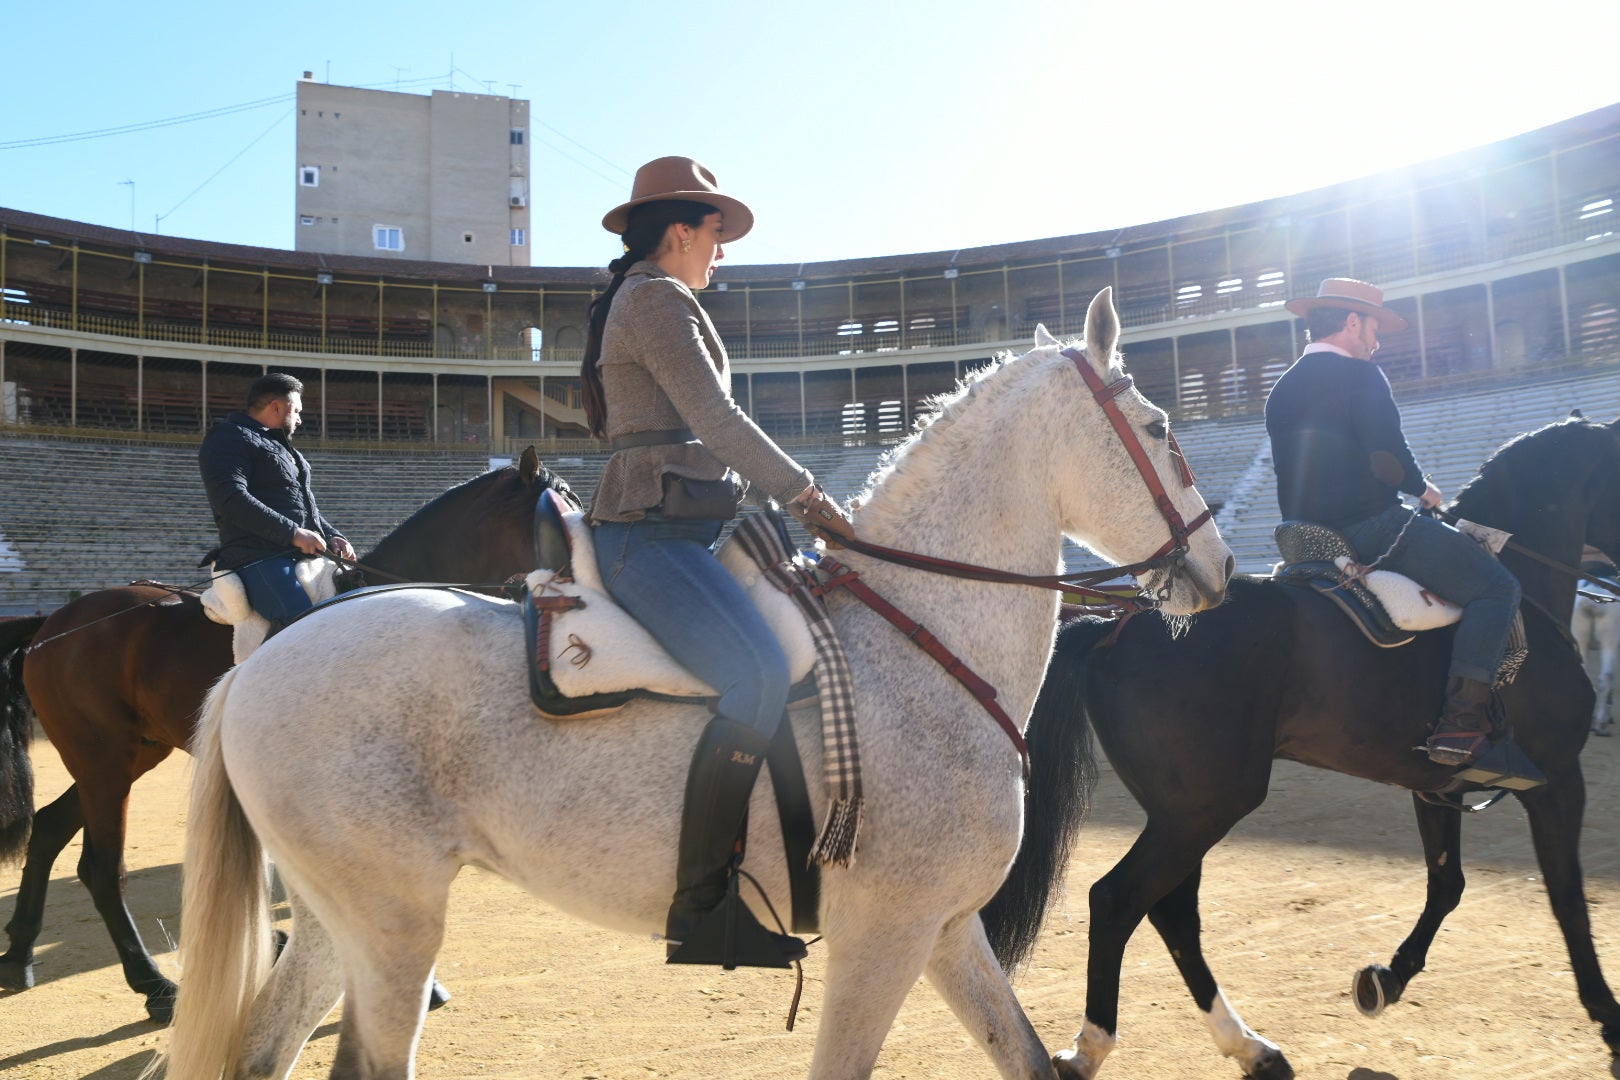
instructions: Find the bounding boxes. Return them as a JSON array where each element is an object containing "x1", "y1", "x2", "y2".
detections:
[{"x1": 789, "y1": 486, "x2": 855, "y2": 549}]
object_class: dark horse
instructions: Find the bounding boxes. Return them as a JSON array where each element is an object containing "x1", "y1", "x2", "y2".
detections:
[
  {"x1": 0, "y1": 446, "x2": 571, "y2": 1022},
  {"x1": 982, "y1": 416, "x2": 1620, "y2": 1079}
]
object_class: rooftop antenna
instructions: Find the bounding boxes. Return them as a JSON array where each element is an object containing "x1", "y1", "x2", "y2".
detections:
[
  {"x1": 325, "y1": 59, "x2": 331, "y2": 83},
  {"x1": 483, "y1": 80, "x2": 496, "y2": 95},
  {"x1": 507, "y1": 83, "x2": 520, "y2": 98},
  {"x1": 388, "y1": 64, "x2": 409, "y2": 90}
]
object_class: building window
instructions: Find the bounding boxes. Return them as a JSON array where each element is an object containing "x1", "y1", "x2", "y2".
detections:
[
  {"x1": 510, "y1": 129, "x2": 524, "y2": 145},
  {"x1": 510, "y1": 228, "x2": 526, "y2": 246},
  {"x1": 373, "y1": 226, "x2": 404, "y2": 251},
  {"x1": 299, "y1": 166, "x2": 319, "y2": 187},
  {"x1": 463, "y1": 232, "x2": 475, "y2": 244},
  {"x1": 299, "y1": 215, "x2": 315, "y2": 226}
]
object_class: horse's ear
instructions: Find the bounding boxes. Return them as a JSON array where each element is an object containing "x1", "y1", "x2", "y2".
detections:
[
  {"x1": 1084, "y1": 288, "x2": 1120, "y2": 369},
  {"x1": 519, "y1": 445, "x2": 542, "y2": 484},
  {"x1": 1034, "y1": 323, "x2": 1059, "y2": 348}
]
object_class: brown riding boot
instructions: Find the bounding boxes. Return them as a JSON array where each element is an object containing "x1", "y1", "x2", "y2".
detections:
[
  {"x1": 1424, "y1": 676, "x2": 1546, "y2": 790},
  {"x1": 1424, "y1": 677, "x2": 1494, "y2": 766}
]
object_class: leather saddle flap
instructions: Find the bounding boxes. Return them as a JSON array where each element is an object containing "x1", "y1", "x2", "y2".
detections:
[{"x1": 524, "y1": 509, "x2": 817, "y2": 716}]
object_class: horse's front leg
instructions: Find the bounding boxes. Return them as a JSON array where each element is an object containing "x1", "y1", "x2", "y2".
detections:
[
  {"x1": 0, "y1": 784, "x2": 84, "y2": 991},
  {"x1": 1352, "y1": 793, "x2": 1464, "y2": 1018},
  {"x1": 809, "y1": 900, "x2": 942, "y2": 1079},
  {"x1": 1145, "y1": 866, "x2": 1290, "y2": 1080},
  {"x1": 1518, "y1": 764, "x2": 1620, "y2": 1051},
  {"x1": 924, "y1": 911, "x2": 1055, "y2": 1078}
]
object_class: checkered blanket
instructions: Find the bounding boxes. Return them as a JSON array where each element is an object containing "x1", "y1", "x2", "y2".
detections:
[{"x1": 730, "y1": 514, "x2": 862, "y2": 866}]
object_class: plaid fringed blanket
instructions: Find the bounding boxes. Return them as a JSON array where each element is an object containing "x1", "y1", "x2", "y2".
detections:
[{"x1": 730, "y1": 515, "x2": 863, "y2": 867}]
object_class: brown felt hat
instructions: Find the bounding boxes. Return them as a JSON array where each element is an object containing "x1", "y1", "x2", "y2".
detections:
[
  {"x1": 601, "y1": 156, "x2": 754, "y2": 243},
  {"x1": 1285, "y1": 277, "x2": 1409, "y2": 333}
]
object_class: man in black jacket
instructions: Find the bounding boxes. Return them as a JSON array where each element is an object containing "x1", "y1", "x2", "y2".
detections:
[
  {"x1": 1265, "y1": 278, "x2": 1542, "y2": 789},
  {"x1": 199, "y1": 372, "x2": 354, "y2": 631}
]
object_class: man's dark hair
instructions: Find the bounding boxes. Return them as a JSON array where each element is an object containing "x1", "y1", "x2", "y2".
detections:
[
  {"x1": 246, "y1": 372, "x2": 304, "y2": 412},
  {"x1": 1303, "y1": 308, "x2": 1353, "y2": 343}
]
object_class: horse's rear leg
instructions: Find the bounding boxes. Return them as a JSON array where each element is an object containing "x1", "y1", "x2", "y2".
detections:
[
  {"x1": 73, "y1": 746, "x2": 179, "y2": 1021},
  {"x1": 1144, "y1": 867, "x2": 1289, "y2": 1080},
  {"x1": 235, "y1": 890, "x2": 346, "y2": 1080},
  {"x1": 924, "y1": 910, "x2": 1054, "y2": 1077},
  {"x1": 1519, "y1": 765, "x2": 1620, "y2": 1051},
  {"x1": 1352, "y1": 794, "x2": 1463, "y2": 1017},
  {"x1": 0, "y1": 784, "x2": 84, "y2": 990}
]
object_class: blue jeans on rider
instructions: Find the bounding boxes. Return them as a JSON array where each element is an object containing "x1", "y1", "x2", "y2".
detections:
[
  {"x1": 1340, "y1": 504, "x2": 1521, "y2": 685},
  {"x1": 593, "y1": 513, "x2": 789, "y2": 739},
  {"x1": 237, "y1": 556, "x2": 315, "y2": 627}
]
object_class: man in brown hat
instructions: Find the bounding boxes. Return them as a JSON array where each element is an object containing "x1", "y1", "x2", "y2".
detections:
[{"x1": 1264, "y1": 277, "x2": 1544, "y2": 789}]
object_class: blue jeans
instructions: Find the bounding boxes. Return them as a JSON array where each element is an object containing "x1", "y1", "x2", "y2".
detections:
[
  {"x1": 236, "y1": 556, "x2": 315, "y2": 627},
  {"x1": 593, "y1": 514, "x2": 789, "y2": 738},
  {"x1": 1341, "y1": 505, "x2": 1522, "y2": 684}
]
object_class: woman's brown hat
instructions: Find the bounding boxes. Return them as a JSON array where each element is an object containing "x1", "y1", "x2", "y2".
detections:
[
  {"x1": 601, "y1": 156, "x2": 754, "y2": 243},
  {"x1": 1285, "y1": 277, "x2": 1409, "y2": 333}
]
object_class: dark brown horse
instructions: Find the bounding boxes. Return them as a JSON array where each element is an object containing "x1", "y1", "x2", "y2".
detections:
[
  {"x1": 982, "y1": 417, "x2": 1620, "y2": 1079},
  {"x1": 0, "y1": 446, "x2": 571, "y2": 1022}
]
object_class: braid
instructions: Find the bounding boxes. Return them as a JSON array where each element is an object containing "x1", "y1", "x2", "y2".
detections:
[{"x1": 579, "y1": 198, "x2": 719, "y2": 439}]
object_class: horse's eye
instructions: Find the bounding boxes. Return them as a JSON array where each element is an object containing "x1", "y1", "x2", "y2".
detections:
[{"x1": 1147, "y1": 420, "x2": 1168, "y2": 440}]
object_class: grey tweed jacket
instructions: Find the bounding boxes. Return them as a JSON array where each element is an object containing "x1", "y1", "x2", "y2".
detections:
[{"x1": 589, "y1": 261, "x2": 812, "y2": 523}]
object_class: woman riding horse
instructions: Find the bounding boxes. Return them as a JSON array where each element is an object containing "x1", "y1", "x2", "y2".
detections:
[{"x1": 580, "y1": 156, "x2": 854, "y2": 965}]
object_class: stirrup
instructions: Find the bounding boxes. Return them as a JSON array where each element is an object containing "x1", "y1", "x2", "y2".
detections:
[
  {"x1": 1452, "y1": 738, "x2": 1547, "y2": 791},
  {"x1": 1423, "y1": 729, "x2": 1490, "y2": 767},
  {"x1": 665, "y1": 872, "x2": 806, "y2": 970}
]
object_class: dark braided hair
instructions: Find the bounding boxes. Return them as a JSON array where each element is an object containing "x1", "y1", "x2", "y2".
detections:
[{"x1": 581, "y1": 199, "x2": 719, "y2": 438}]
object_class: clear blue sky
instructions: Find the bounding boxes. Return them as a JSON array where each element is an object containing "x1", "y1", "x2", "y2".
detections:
[{"x1": 2, "y1": 1, "x2": 1614, "y2": 270}]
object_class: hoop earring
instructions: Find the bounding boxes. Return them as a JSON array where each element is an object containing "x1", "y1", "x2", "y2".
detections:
[{"x1": 681, "y1": 239, "x2": 692, "y2": 254}]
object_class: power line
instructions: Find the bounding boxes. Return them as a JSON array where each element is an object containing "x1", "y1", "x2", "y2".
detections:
[
  {"x1": 0, "y1": 93, "x2": 294, "y2": 151},
  {"x1": 155, "y1": 107, "x2": 294, "y2": 231}
]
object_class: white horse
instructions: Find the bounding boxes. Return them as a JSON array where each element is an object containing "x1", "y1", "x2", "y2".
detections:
[
  {"x1": 151, "y1": 289, "x2": 1233, "y2": 1080},
  {"x1": 1572, "y1": 560, "x2": 1620, "y2": 734}
]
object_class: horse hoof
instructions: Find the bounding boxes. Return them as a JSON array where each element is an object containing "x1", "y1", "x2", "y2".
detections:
[
  {"x1": 1246, "y1": 1047, "x2": 1295, "y2": 1080},
  {"x1": 1594, "y1": 724, "x2": 1612, "y2": 737},
  {"x1": 144, "y1": 982, "x2": 179, "y2": 1025},
  {"x1": 1051, "y1": 1051, "x2": 1092, "y2": 1080},
  {"x1": 428, "y1": 980, "x2": 452, "y2": 1011},
  {"x1": 0, "y1": 957, "x2": 34, "y2": 992},
  {"x1": 1352, "y1": 964, "x2": 1402, "y2": 1017}
]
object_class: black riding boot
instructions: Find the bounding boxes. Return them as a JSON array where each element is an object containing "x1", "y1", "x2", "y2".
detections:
[
  {"x1": 1425, "y1": 676, "x2": 1546, "y2": 790},
  {"x1": 664, "y1": 714, "x2": 807, "y2": 968}
]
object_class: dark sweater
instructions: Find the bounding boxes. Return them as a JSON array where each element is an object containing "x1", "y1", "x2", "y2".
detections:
[
  {"x1": 198, "y1": 412, "x2": 343, "y2": 570},
  {"x1": 1264, "y1": 352, "x2": 1426, "y2": 527}
]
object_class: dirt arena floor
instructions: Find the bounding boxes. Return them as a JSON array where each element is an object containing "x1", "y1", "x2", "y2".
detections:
[{"x1": 6, "y1": 725, "x2": 1620, "y2": 1079}]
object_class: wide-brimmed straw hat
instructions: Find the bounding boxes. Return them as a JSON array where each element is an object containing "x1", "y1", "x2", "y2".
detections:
[
  {"x1": 1285, "y1": 277, "x2": 1409, "y2": 333},
  {"x1": 601, "y1": 156, "x2": 754, "y2": 243}
]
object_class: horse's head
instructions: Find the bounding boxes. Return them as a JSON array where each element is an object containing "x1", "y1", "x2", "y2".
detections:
[{"x1": 1048, "y1": 289, "x2": 1233, "y2": 615}]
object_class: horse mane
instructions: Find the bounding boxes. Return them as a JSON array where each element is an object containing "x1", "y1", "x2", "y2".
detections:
[
  {"x1": 362, "y1": 465, "x2": 527, "y2": 563},
  {"x1": 1449, "y1": 417, "x2": 1609, "y2": 523},
  {"x1": 856, "y1": 340, "x2": 1120, "y2": 507}
]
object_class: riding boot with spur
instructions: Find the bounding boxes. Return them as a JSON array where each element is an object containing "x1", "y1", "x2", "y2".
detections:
[
  {"x1": 1424, "y1": 676, "x2": 1546, "y2": 790},
  {"x1": 665, "y1": 714, "x2": 807, "y2": 969}
]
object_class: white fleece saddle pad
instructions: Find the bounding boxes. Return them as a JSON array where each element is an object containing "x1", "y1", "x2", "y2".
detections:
[
  {"x1": 201, "y1": 557, "x2": 341, "y2": 663},
  {"x1": 527, "y1": 510, "x2": 816, "y2": 701},
  {"x1": 1333, "y1": 556, "x2": 1462, "y2": 631}
]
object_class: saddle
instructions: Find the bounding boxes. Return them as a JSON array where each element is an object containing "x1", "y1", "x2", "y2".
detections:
[
  {"x1": 1271, "y1": 521, "x2": 1460, "y2": 648},
  {"x1": 200, "y1": 558, "x2": 342, "y2": 662},
  {"x1": 521, "y1": 488, "x2": 818, "y2": 718}
]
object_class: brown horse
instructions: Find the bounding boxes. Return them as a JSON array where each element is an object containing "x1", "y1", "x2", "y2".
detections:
[{"x1": 0, "y1": 446, "x2": 572, "y2": 1022}]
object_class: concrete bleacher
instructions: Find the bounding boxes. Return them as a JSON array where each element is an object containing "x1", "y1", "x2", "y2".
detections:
[{"x1": 5, "y1": 359, "x2": 1620, "y2": 611}]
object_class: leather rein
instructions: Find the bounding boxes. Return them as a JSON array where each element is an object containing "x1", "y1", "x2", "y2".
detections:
[{"x1": 810, "y1": 347, "x2": 1217, "y2": 776}]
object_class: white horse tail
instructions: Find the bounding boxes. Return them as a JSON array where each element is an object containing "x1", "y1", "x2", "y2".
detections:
[{"x1": 141, "y1": 665, "x2": 275, "y2": 1080}]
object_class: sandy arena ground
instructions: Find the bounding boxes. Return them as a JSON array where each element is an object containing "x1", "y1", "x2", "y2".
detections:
[{"x1": 5, "y1": 724, "x2": 1620, "y2": 1079}]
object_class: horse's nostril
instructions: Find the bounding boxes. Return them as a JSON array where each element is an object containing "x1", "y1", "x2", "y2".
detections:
[{"x1": 1224, "y1": 555, "x2": 1235, "y2": 584}]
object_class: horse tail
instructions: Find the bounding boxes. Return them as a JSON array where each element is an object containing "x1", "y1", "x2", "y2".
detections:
[
  {"x1": 142, "y1": 665, "x2": 275, "y2": 1080},
  {"x1": 980, "y1": 615, "x2": 1115, "y2": 972},
  {"x1": 0, "y1": 615, "x2": 45, "y2": 866}
]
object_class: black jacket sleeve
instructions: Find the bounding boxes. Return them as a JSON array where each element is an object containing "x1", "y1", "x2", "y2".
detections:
[
  {"x1": 199, "y1": 428, "x2": 300, "y2": 545},
  {"x1": 1347, "y1": 363, "x2": 1426, "y2": 496}
]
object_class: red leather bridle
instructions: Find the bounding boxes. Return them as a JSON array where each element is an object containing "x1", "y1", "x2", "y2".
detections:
[{"x1": 808, "y1": 346, "x2": 1219, "y2": 776}]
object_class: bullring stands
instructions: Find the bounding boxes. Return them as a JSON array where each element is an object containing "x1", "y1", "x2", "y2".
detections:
[{"x1": 3, "y1": 357, "x2": 1619, "y2": 613}]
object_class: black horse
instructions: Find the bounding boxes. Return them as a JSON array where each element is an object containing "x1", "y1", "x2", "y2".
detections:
[{"x1": 983, "y1": 416, "x2": 1620, "y2": 1079}]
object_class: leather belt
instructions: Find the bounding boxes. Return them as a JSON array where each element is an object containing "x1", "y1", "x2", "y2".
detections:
[{"x1": 611, "y1": 428, "x2": 695, "y2": 450}]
